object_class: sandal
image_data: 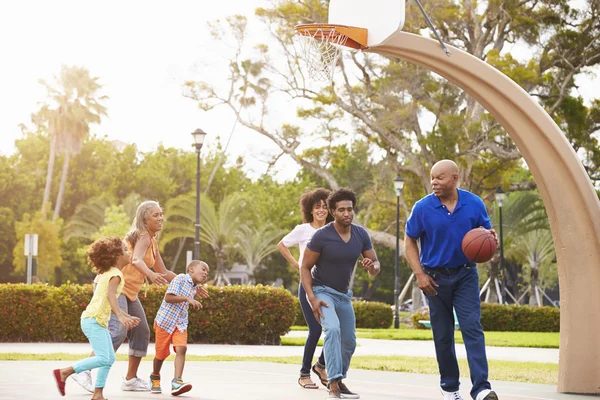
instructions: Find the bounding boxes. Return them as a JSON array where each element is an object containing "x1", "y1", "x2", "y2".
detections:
[
  {"x1": 312, "y1": 363, "x2": 328, "y2": 387},
  {"x1": 298, "y1": 375, "x2": 318, "y2": 389}
]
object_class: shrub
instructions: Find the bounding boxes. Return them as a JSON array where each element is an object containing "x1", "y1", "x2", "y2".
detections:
[
  {"x1": 411, "y1": 309, "x2": 430, "y2": 329},
  {"x1": 294, "y1": 297, "x2": 393, "y2": 328},
  {"x1": 410, "y1": 303, "x2": 560, "y2": 332},
  {"x1": 0, "y1": 283, "x2": 296, "y2": 344}
]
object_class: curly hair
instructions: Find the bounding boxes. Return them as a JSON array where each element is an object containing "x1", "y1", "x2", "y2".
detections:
[
  {"x1": 86, "y1": 236, "x2": 125, "y2": 274},
  {"x1": 327, "y1": 188, "x2": 357, "y2": 212},
  {"x1": 299, "y1": 188, "x2": 334, "y2": 223}
]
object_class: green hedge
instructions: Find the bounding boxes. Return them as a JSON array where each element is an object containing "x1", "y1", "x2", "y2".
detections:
[
  {"x1": 411, "y1": 303, "x2": 560, "y2": 332},
  {"x1": 0, "y1": 283, "x2": 296, "y2": 344},
  {"x1": 294, "y1": 297, "x2": 393, "y2": 328}
]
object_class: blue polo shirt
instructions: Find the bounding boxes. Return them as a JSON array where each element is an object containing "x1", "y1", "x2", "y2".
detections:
[{"x1": 405, "y1": 189, "x2": 491, "y2": 268}]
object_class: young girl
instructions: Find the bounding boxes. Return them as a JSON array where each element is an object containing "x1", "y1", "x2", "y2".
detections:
[{"x1": 53, "y1": 237, "x2": 140, "y2": 400}]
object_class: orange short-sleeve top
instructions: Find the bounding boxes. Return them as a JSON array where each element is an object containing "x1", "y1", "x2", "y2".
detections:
[{"x1": 121, "y1": 234, "x2": 159, "y2": 301}]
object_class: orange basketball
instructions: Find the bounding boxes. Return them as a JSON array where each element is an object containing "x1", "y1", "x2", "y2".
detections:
[{"x1": 461, "y1": 228, "x2": 497, "y2": 263}]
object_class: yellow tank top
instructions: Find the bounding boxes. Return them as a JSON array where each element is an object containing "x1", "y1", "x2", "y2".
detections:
[
  {"x1": 81, "y1": 267, "x2": 124, "y2": 327},
  {"x1": 121, "y1": 234, "x2": 158, "y2": 301}
]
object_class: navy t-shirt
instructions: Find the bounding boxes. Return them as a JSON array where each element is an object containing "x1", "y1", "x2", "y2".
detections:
[
  {"x1": 405, "y1": 189, "x2": 491, "y2": 268},
  {"x1": 307, "y1": 222, "x2": 373, "y2": 293}
]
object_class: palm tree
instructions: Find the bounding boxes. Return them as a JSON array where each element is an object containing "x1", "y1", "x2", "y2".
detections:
[
  {"x1": 235, "y1": 224, "x2": 283, "y2": 281},
  {"x1": 515, "y1": 230, "x2": 556, "y2": 306},
  {"x1": 63, "y1": 195, "x2": 112, "y2": 242},
  {"x1": 38, "y1": 65, "x2": 108, "y2": 220},
  {"x1": 63, "y1": 193, "x2": 141, "y2": 242},
  {"x1": 486, "y1": 191, "x2": 548, "y2": 303},
  {"x1": 161, "y1": 192, "x2": 246, "y2": 284}
]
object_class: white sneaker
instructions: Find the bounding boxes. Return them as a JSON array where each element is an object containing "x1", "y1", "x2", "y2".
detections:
[
  {"x1": 121, "y1": 376, "x2": 151, "y2": 391},
  {"x1": 70, "y1": 370, "x2": 93, "y2": 393},
  {"x1": 475, "y1": 389, "x2": 498, "y2": 400},
  {"x1": 441, "y1": 389, "x2": 464, "y2": 400}
]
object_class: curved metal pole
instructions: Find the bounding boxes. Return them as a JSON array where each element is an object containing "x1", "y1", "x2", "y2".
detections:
[{"x1": 367, "y1": 32, "x2": 600, "y2": 394}]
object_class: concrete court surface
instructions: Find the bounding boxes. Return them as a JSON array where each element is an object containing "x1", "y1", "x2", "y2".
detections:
[{"x1": 0, "y1": 361, "x2": 595, "y2": 400}]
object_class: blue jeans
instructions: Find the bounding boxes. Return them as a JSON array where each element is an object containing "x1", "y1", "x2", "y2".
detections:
[
  {"x1": 424, "y1": 265, "x2": 491, "y2": 399},
  {"x1": 73, "y1": 318, "x2": 116, "y2": 388},
  {"x1": 298, "y1": 284, "x2": 326, "y2": 374},
  {"x1": 313, "y1": 285, "x2": 356, "y2": 382}
]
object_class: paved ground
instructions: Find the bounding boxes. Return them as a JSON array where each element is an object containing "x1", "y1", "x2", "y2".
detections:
[
  {"x1": 0, "y1": 333, "x2": 574, "y2": 399},
  {"x1": 0, "y1": 361, "x2": 594, "y2": 400}
]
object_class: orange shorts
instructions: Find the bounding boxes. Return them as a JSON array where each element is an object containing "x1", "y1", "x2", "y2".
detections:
[{"x1": 154, "y1": 322, "x2": 188, "y2": 360}]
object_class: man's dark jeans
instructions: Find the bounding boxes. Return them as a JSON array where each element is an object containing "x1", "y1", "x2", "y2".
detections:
[{"x1": 424, "y1": 264, "x2": 491, "y2": 399}]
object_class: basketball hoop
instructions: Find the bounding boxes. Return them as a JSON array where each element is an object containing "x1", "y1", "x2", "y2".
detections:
[{"x1": 294, "y1": 24, "x2": 368, "y2": 82}]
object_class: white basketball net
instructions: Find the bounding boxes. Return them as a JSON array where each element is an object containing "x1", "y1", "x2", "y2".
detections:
[{"x1": 297, "y1": 27, "x2": 349, "y2": 82}]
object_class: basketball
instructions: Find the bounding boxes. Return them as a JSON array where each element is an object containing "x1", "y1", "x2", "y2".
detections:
[{"x1": 461, "y1": 228, "x2": 497, "y2": 263}]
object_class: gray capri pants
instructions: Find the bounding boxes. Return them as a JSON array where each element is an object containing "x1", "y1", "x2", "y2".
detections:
[{"x1": 108, "y1": 294, "x2": 150, "y2": 357}]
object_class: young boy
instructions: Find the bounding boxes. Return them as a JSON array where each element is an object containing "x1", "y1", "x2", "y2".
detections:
[{"x1": 150, "y1": 260, "x2": 209, "y2": 395}]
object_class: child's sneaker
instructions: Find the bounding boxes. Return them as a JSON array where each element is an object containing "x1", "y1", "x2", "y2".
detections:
[
  {"x1": 150, "y1": 374, "x2": 161, "y2": 394},
  {"x1": 171, "y1": 377, "x2": 192, "y2": 396}
]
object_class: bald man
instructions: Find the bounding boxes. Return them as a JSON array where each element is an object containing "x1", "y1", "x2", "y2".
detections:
[{"x1": 404, "y1": 160, "x2": 499, "y2": 400}]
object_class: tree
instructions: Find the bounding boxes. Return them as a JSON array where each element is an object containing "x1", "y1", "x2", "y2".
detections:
[
  {"x1": 161, "y1": 192, "x2": 246, "y2": 285},
  {"x1": 516, "y1": 230, "x2": 556, "y2": 306},
  {"x1": 37, "y1": 65, "x2": 108, "y2": 220},
  {"x1": 485, "y1": 190, "x2": 549, "y2": 302},
  {"x1": 12, "y1": 211, "x2": 63, "y2": 284},
  {"x1": 63, "y1": 195, "x2": 112, "y2": 242},
  {"x1": 0, "y1": 208, "x2": 16, "y2": 283},
  {"x1": 235, "y1": 224, "x2": 283, "y2": 279},
  {"x1": 184, "y1": 0, "x2": 599, "y2": 254}
]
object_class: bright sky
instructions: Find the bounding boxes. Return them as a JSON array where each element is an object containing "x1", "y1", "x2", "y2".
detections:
[
  {"x1": 0, "y1": 0, "x2": 596, "y2": 182},
  {"x1": 0, "y1": 0, "x2": 302, "y2": 180}
]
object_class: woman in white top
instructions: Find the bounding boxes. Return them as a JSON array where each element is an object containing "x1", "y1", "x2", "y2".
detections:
[{"x1": 278, "y1": 188, "x2": 332, "y2": 389}]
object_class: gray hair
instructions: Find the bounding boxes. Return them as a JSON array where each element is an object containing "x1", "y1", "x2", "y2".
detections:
[{"x1": 124, "y1": 200, "x2": 161, "y2": 248}]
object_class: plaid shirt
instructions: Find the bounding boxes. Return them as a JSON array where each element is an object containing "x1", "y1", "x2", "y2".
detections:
[{"x1": 155, "y1": 273, "x2": 197, "y2": 334}]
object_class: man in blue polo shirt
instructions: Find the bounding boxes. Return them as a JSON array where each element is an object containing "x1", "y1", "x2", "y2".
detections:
[
  {"x1": 301, "y1": 188, "x2": 380, "y2": 400},
  {"x1": 405, "y1": 160, "x2": 499, "y2": 400}
]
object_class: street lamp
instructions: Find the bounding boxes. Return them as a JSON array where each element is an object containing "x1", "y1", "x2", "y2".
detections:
[
  {"x1": 393, "y1": 175, "x2": 405, "y2": 329},
  {"x1": 191, "y1": 128, "x2": 207, "y2": 260},
  {"x1": 495, "y1": 187, "x2": 506, "y2": 303}
]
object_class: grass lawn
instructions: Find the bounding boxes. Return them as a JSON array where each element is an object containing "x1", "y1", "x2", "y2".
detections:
[
  {"x1": 280, "y1": 337, "x2": 324, "y2": 346},
  {"x1": 289, "y1": 326, "x2": 559, "y2": 348},
  {"x1": 0, "y1": 353, "x2": 557, "y2": 385}
]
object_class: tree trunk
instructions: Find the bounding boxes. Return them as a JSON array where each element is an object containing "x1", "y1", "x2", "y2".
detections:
[
  {"x1": 53, "y1": 152, "x2": 71, "y2": 221},
  {"x1": 529, "y1": 261, "x2": 540, "y2": 306},
  {"x1": 412, "y1": 280, "x2": 425, "y2": 311},
  {"x1": 213, "y1": 247, "x2": 230, "y2": 286},
  {"x1": 484, "y1": 258, "x2": 501, "y2": 303},
  {"x1": 41, "y1": 137, "x2": 56, "y2": 217},
  {"x1": 170, "y1": 237, "x2": 187, "y2": 271}
]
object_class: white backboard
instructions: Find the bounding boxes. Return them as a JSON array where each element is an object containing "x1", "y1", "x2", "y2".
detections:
[{"x1": 328, "y1": 0, "x2": 405, "y2": 47}]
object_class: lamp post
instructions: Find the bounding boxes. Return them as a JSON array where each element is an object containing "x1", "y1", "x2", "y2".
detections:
[
  {"x1": 495, "y1": 187, "x2": 506, "y2": 303},
  {"x1": 191, "y1": 128, "x2": 207, "y2": 260},
  {"x1": 393, "y1": 175, "x2": 405, "y2": 329}
]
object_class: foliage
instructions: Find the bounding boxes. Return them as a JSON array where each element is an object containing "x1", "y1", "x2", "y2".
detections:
[
  {"x1": 0, "y1": 208, "x2": 17, "y2": 282},
  {"x1": 411, "y1": 303, "x2": 559, "y2": 332},
  {"x1": 0, "y1": 283, "x2": 295, "y2": 344},
  {"x1": 294, "y1": 297, "x2": 393, "y2": 329},
  {"x1": 12, "y1": 212, "x2": 63, "y2": 284}
]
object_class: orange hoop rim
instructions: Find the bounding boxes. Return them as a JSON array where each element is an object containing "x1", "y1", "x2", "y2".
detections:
[{"x1": 294, "y1": 24, "x2": 368, "y2": 50}]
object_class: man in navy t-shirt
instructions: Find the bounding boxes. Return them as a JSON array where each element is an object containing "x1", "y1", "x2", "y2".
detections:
[
  {"x1": 301, "y1": 188, "x2": 380, "y2": 400},
  {"x1": 405, "y1": 160, "x2": 499, "y2": 400}
]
